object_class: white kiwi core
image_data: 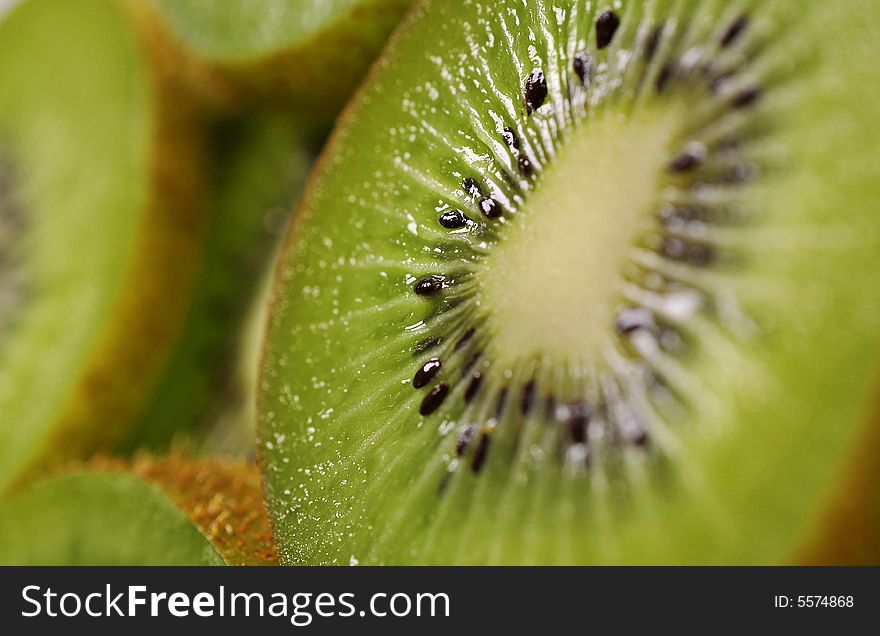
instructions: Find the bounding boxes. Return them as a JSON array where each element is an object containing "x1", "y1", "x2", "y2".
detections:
[{"x1": 478, "y1": 108, "x2": 679, "y2": 368}]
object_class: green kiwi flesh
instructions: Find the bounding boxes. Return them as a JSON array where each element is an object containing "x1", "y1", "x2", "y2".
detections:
[
  {"x1": 146, "y1": 0, "x2": 414, "y2": 119},
  {"x1": 0, "y1": 472, "x2": 225, "y2": 565},
  {"x1": 260, "y1": 0, "x2": 880, "y2": 564},
  {"x1": 0, "y1": 455, "x2": 276, "y2": 565},
  {"x1": 0, "y1": 0, "x2": 208, "y2": 493}
]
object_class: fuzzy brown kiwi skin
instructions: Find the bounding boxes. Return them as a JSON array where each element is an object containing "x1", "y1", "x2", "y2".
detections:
[
  {"x1": 85, "y1": 454, "x2": 278, "y2": 566},
  {"x1": 6, "y1": 1, "x2": 213, "y2": 493},
  {"x1": 123, "y1": 0, "x2": 241, "y2": 115}
]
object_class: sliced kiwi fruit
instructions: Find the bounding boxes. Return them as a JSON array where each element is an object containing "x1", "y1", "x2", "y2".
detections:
[
  {"x1": 0, "y1": 0, "x2": 211, "y2": 493},
  {"x1": 0, "y1": 456, "x2": 275, "y2": 565},
  {"x1": 259, "y1": 0, "x2": 880, "y2": 564},
  {"x1": 125, "y1": 114, "x2": 315, "y2": 452},
  {"x1": 140, "y1": 0, "x2": 414, "y2": 121},
  {"x1": 1, "y1": 0, "x2": 389, "y2": 482}
]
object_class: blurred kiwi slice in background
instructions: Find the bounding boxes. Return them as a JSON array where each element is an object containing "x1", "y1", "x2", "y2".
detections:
[
  {"x1": 126, "y1": 0, "x2": 418, "y2": 453},
  {"x1": 126, "y1": 114, "x2": 315, "y2": 454},
  {"x1": 0, "y1": 0, "x2": 414, "y2": 489},
  {"x1": 258, "y1": 0, "x2": 880, "y2": 564},
  {"x1": 141, "y1": 0, "x2": 414, "y2": 121},
  {"x1": 0, "y1": 0, "x2": 210, "y2": 494},
  {"x1": 0, "y1": 456, "x2": 275, "y2": 565}
]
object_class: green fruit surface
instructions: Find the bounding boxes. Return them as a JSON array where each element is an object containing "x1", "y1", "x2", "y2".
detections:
[
  {"x1": 0, "y1": 473, "x2": 224, "y2": 565},
  {"x1": 0, "y1": 0, "x2": 175, "y2": 492},
  {"x1": 260, "y1": 0, "x2": 880, "y2": 564},
  {"x1": 153, "y1": 0, "x2": 409, "y2": 61},
  {"x1": 149, "y1": 0, "x2": 414, "y2": 118}
]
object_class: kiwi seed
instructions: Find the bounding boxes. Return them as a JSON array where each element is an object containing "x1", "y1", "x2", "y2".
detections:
[
  {"x1": 464, "y1": 372, "x2": 483, "y2": 403},
  {"x1": 572, "y1": 51, "x2": 593, "y2": 85},
  {"x1": 478, "y1": 196, "x2": 503, "y2": 218},
  {"x1": 595, "y1": 9, "x2": 621, "y2": 49},
  {"x1": 523, "y1": 69, "x2": 548, "y2": 114},
  {"x1": 470, "y1": 433, "x2": 490, "y2": 473},
  {"x1": 455, "y1": 425, "x2": 477, "y2": 456},
  {"x1": 439, "y1": 208, "x2": 470, "y2": 229},
  {"x1": 420, "y1": 382, "x2": 450, "y2": 416},
  {"x1": 462, "y1": 177, "x2": 483, "y2": 198},
  {"x1": 414, "y1": 335, "x2": 443, "y2": 355},
  {"x1": 720, "y1": 15, "x2": 749, "y2": 49},
  {"x1": 414, "y1": 274, "x2": 446, "y2": 296},
  {"x1": 644, "y1": 26, "x2": 663, "y2": 61},
  {"x1": 413, "y1": 358, "x2": 443, "y2": 388}
]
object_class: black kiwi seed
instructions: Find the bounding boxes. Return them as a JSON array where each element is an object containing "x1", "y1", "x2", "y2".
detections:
[
  {"x1": 456, "y1": 424, "x2": 477, "y2": 456},
  {"x1": 627, "y1": 426, "x2": 650, "y2": 447},
  {"x1": 455, "y1": 327, "x2": 476, "y2": 351},
  {"x1": 720, "y1": 15, "x2": 749, "y2": 48},
  {"x1": 461, "y1": 352, "x2": 481, "y2": 374},
  {"x1": 655, "y1": 62, "x2": 676, "y2": 92},
  {"x1": 544, "y1": 394, "x2": 557, "y2": 421},
  {"x1": 495, "y1": 387, "x2": 509, "y2": 419},
  {"x1": 520, "y1": 380, "x2": 536, "y2": 415},
  {"x1": 501, "y1": 125, "x2": 534, "y2": 177},
  {"x1": 731, "y1": 86, "x2": 763, "y2": 109},
  {"x1": 420, "y1": 382, "x2": 450, "y2": 416},
  {"x1": 572, "y1": 51, "x2": 593, "y2": 85},
  {"x1": 524, "y1": 70, "x2": 548, "y2": 115},
  {"x1": 413, "y1": 358, "x2": 442, "y2": 388},
  {"x1": 644, "y1": 25, "x2": 663, "y2": 61},
  {"x1": 461, "y1": 351, "x2": 483, "y2": 375},
  {"x1": 595, "y1": 9, "x2": 621, "y2": 50},
  {"x1": 414, "y1": 275, "x2": 445, "y2": 297},
  {"x1": 413, "y1": 335, "x2": 443, "y2": 355},
  {"x1": 565, "y1": 403, "x2": 591, "y2": 444},
  {"x1": 438, "y1": 209, "x2": 469, "y2": 229},
  {"x1": 464, "y1": 372, "x2": 483, "y2": 403},
  {"x1": 668, "y1": 143, "x2": 707, "y2": 172},
  {"x1": 471, "y1": 433, "x2": 490, "y2": 473},
  {"x1": 502, "y1": 126, "x2": 520, "y2": 151},
  {"x1": 462, "y1": 177, "x2": 483, "y2": 198},
  {"x1": 478, "y1": 197, "x2": 503, "y2": 218}
]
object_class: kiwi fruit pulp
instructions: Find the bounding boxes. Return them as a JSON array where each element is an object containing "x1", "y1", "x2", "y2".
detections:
[
  {"x1": 0, "y1": 456, "x2": 275, "y2": 565},
  {"x1": 259, "y1": 0, "x2": 880, "y2": 564},
  {"x1": 0, "y1": 0, "x2": 209, "y2": 493},
  {"x1": 0, "y1": 0, "x2": 406, "y2": 478},
  {"x1": 144, "y1": 0, "x2": 414, "y2": 121}
]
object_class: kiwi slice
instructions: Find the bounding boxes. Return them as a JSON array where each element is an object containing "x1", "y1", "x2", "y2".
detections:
[
  {"x1": 0, "y1": 0, "x2": 210, "y2": 492},
  {"x1": 259, "y1": 0, "x2": 880, "y2": 564},
  {"x1": 126, "y1": 114, "x2": 314, "y2": 451},
  {"x1": 142, "y1": 0, "x2": 414, "y2": 121},
  {"x1": 0, "y1": 456, "x2": 275, "y2": 565}
]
